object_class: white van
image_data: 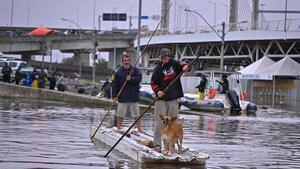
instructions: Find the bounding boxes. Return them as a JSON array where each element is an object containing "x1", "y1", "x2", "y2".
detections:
[
  {"x1": 0, "y1": 60, "x2": 27, "y2": 71},
  {"x1": 0, "y1": 60, "x2": 27, "y2": 80}
]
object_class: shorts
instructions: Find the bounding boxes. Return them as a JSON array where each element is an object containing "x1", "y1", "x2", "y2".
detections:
[{"x1": 116, "y1": 102, "x2": 139, "y2": 118}]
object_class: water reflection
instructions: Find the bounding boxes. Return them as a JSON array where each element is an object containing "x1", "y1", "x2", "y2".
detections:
[{"x1": 1, "y1": 97, "x2": 300, "y2": 169}]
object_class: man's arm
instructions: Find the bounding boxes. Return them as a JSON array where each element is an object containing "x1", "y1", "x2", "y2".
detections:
[
  {"x1": 150, "y1": 67, "x2": 161, "y2": 95},
  {"x1": 128, "y1": 68, "x2": 142, "y2": 84},
  {"x1": 111, "y1": 73, "x2": 120, "y2": 98}
]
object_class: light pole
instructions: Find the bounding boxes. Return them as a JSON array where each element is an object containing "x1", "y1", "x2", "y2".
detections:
[
  {"x1": 137, "y1": 0, "x2": 142, "y2": 61},
  {"x1": 209, "y1": 1, "x2": 217, "y2": 27},
  {"x1": 93, "y1": 0, "x2": 96, "y2": 29},
  {"x1": 61, "y1": 17, "x2": 82, "y2": 29},
  {"x1": 284, "y1": 0, "x2": 288, "y2": 32},
  {"x1": 260, "y1": 4, "x2": 266, "y2": 29},
  {"x1": 111, "y1": 7, "x2": 119, "y2": 29},
  {"x1": 184, "y1": 8, "x2": 226, "y2": 71},
  {"x1": 221, "y1": 3, "x2": 229, "y2": 26},
  {"x1": 61, "y1": 18, "x2": 83, "y2": 77},
  {"x1": 10, "y1": 0, "x2": 14, "y2": 37}
]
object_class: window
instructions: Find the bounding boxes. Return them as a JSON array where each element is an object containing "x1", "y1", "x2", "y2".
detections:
[
  {"x1": 0, "y1": 62, "x2": 7, "y2": 67},
  {"x1": 9, "y1": 62, "x2": 17, "y2": 68}
]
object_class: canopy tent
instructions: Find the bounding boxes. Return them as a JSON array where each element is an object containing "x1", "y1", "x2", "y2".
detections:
[
  {"x1": 257, "y1": 56, "x2": 300, "y2": 76},
  {"x1": 256, "y1": 56, "x2": 300, "y2": 108},
  {"x1": 239, "y1": 56, "x2": 275, "y2": 80},
  {"x1": 28, "y1": 26, "x2": 54, "y2": 69},
  {"x1": 29, "y1": 26, "x2": 54, "y2": 36}
]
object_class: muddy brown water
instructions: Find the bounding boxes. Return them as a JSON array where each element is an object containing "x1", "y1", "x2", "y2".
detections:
[{"x1": 0, "y1": 97, "x2": 300, "y2": 169}]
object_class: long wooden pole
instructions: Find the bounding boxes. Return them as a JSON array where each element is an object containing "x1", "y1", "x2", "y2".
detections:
[
  {"x1": 90, "y1": 4, "x2": 172, "y2": 141},
  {"x1": 104, "y1": 50, "x2": 204, "y2": 157}
]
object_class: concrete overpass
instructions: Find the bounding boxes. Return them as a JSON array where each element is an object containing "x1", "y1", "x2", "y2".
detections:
[
  {"x1": 137, "y1": 19, "x2": 300, "y2": 70},
  {"x1": 0, "y1": 26, "x2": 137, "y2": 69}
]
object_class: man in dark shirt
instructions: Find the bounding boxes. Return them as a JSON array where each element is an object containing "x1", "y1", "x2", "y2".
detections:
[
  {"x1": 216, "y1": 74, "x2": 229, "y2": 94},
  {"x1": 150, "y1": 48, "x2": 189, "y2": 152},
  {"x1": 1, "y1": 63, "x2": 13, "y2": 83},
  {"x1": 112, "y1": 53, "x2": 143, "y2": 133}
]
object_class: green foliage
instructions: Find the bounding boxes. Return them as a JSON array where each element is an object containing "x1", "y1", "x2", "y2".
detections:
[{"x1": 61, "y1": 57, "x2": 75, "y2": 65}]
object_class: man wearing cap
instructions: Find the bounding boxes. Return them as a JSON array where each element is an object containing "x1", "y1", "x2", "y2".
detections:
[
  {"x1": 112, "y1": 53, "x2": 143, "y2": 133},
  {"x1": 150, "y1": 48, "x2": 189, "y2": 152}
]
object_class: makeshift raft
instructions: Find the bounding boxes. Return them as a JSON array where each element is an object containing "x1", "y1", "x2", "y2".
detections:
[{"x1": 92, "y1": 127, "x2": 209, "y2": 164}]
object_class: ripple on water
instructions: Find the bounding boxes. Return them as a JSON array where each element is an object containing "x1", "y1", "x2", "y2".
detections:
[{"x1": 1, "y1": 98, "x2": 300, "y2": 169}]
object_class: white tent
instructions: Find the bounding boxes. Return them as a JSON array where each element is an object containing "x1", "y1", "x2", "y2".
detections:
[
  {"x1": 256, "y1": 56, "x2": 300, "y2": 108},
  {"x1": 257, "y1": 56, "x2": 300, "y2": 76},
  {"x1": 239, "y1": 56, "x2": 275, "y2": 80}
]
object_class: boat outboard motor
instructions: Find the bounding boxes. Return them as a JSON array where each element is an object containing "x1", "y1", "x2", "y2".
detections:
[
  {"x1": 226, "y1": 90, "x2": 242, "y2": 115},
  {"x1": 246, "y1": 102, "x2": 257, "y2": 116}
]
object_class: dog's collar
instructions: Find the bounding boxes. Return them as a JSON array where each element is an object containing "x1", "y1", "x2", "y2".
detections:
[{"x1": 170, "y1": 117, "x2": 178, "y2": 122}]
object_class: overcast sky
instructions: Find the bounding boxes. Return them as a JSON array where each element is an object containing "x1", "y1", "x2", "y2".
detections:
[
  {"x1": 0, "y1": 0, "x2": 299, "y2": 64},
  {"x1": 0, "y1": 0, "x2": 299, "y2": 30}
]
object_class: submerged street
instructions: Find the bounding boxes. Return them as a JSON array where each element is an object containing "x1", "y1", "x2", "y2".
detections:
[{"x1": 0, "y1": 97, "x2": 300, "y2": 169}]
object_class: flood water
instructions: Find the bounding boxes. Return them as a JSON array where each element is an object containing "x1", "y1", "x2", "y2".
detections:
[{"x1": 1, "y1": 97, "x2": 300, "y2": 169}]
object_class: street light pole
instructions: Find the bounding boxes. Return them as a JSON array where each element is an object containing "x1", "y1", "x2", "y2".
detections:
[
  {"x1": 221, "y1": 3, "x2": 229, "y2": 26},
  {"x1": 184, "y1": 8, "x2": 226, "y2": 71},
  {"x1": 61, "y1": 18, "x2": 83, "y2": 77},
  {"x1": 284, "y1": 0, "x2": 288, "y2": 33},
  {"x1": 137, "y1": 0, "x2": 142, "y2": 61},
  {"x1": 220, "y1": 22, "x2": 225, "y2": 71},
  {"x1": 61, "y1": 18, "x2": 82, "y2": 29},
  {"x1": 10, "y1": 0, "x2": 14, "y2": 37},
  {"x1": 209, "y1": 1, "x2": 217, "y2": 27},
  {"x1": 260, "y1": 4, "x2": 265, "y2": 29},
  {"x1": 92, "y1": 30, "x2": 97, "y2": 85}
]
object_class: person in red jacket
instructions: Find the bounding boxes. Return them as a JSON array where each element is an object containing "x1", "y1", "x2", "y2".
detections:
[{"x1": 150, "y1": 48, "x2": 189, "y2": 152}]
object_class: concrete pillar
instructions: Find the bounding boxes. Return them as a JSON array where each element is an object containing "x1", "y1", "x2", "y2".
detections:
[
  {"x1": 161, "y1": 0, "x2": 170, "y2": 30},
  {"x1": 108, "y1": 48, "x2": 135, "y2": 69},
  {"x1": 21, "y1": 52, "x2": 32, "y2": 66},
  {"x1": 229, "y1": 0, "x2": 238, "y2": 31},
  {"x1": 108, "y1": 48, "x2": 121, "y2": 70},
  {"x1": 251, "y1": 0, "x2": 259, "y2": 30}
]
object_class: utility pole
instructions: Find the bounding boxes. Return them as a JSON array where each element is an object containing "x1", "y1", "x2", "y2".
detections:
[
  {"x1": 93, "y1": 0, "x2": 96, "y2": 29},
  {"x1": 220, "y1": 22, "x2": 225, "y2": 71},
  {"x1": 185, "y1": 8, "x2": 226, "y2": 71},
  {"x1": 92, "y1": 30, "x2": 97, "y2": 85},
  {"x1": 10, "y1": 0, "x2": 14, "y2": 37},
  {"x1": 221, "y1": 3, "x2": 229, "y2": 26},
  {"x1": 260, "y1": 3, "x2": 265, "y2": 29},
  {"x1": 209, "y1": 1, "x2": 217, "y2": 27},
  {"x1": 284, "y1": 0, "x2": 288, "y2": 33},
  {"x1": 136, "y1": 0, "x2": 142, "y2": 60},
  {"x1": 129, "y1": 15, "x2": 132, "y2": 31},
  {"x1": 98, "y1": 15, "x2": 101, "y2": 30}
]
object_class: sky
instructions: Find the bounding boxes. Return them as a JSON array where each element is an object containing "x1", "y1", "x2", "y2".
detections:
[
  {"x1": 1, "y1": 0, "x2": 299, "y2": 30},
  {"x1": 0, "y1": 0, "x2": 299, "y2": 63}
]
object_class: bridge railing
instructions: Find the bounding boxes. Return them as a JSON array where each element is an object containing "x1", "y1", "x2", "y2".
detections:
[{"x1": 141, "y1": 18, "x2": 300, "y2": 38}]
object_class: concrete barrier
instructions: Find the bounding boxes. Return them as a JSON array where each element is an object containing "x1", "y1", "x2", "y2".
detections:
[
  {"x1": 0, "y1": 82, "x2": 112, "y2": 106},
  {"x1": 0, "y1": 82, "x2": 154, "y2": 112}
]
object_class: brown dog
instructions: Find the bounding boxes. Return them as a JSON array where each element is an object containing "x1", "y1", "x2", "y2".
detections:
[{"x1": 159, "y1": 114, "x2": 184, "y2": 155}]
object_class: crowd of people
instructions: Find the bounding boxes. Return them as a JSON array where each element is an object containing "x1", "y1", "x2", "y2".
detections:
[{"x1": 1, "y1": 64, "x2": 57, "y2": 90}]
